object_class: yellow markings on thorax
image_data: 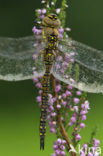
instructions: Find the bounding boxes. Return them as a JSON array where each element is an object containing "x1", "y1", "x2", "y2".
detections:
[{"x1": 48, "y1": 14, "x2": 57, "y2": 21}]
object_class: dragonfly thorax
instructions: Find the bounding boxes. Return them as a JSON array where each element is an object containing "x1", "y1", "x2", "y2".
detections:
[
  {"x1": 42, "y1": 14, "x2": 60, "y2": 43},
  {"x1": 42, "y1": 14, "x2": 61, "y2": 28}
]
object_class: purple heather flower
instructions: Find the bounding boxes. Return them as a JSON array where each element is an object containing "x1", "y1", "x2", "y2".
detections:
[
  {"x1": 56, "y1": 8, "x2": 61, "y2": 14},
  {"x1": 60, "y1": 145, "x2": 65, "y2": 150},
  {"x1": 69, "y1": 121, "x2": 73, "y2": 126},
  {"x1": 33, "y1": 77, "x2": 38, "y2": 83},
  {"x1": 60, "y1": 69, "x2": 65, "y2": 74},
  {"x1": 73, "y1": 98, "x2": 80, "y2": 104},
  {"x1": 37, "y1": 9, "x2": 42, "y2": 14},
  {"x1": 84, "y1": 100, "x2": 90, "y2": 109},
  {"x1": 55, "y1": 149, "x2": 61, "y2": 155},
  {"x1": 60, "y1": 151, "x2": 66, "y2": 156},
  {"x1": 36, "y1": 96, "x2": 41, "y2": 102},
  {"x1": 51, "y1": 112, "x2": 56, "y2": 117},
  {"x1": 62, "y1": 101, "x2": 67, "y2": 106},
  {"x1": 70, "y1": 52, "x2": 75, "y2": 56},
  {"x1": 81, "y1": 115, "x2": 86, "y2": 121},
  {"x1": 80, "y1": 123, "x2": 85, "y2": 128},
  {"x1": 56, "y1": 104, "x2": 61, "y2": 109},
  {"x1": 52, "y1": 97, "x2": 57, "y2": 103},
  {"x1": 70, "y1": 116, "x2": 76, "y2": 123},
  {"x1": 70, "y1": 78, "x2": 75, "y2": 84},
  {"x1": 80, "y1": 110, "x2": 88, "y2": 115},
  {"x1": 42, "y1": 8, "x2": 46, "y2": 14},
  {"x1": 48, "y1": 94, "x2": 52, "y2": 99},
  {"x1": 65, "y1": 74, "x2": 69, "y2": 79},
  {"x1": 81, "y1": 102, "x2": 90, "y2": 110},
  {"x1": 52, "y1": 154, "x2": 56, "y2": 156},
  {"x1": 75, "y1": 134, "x2": 81, "y2": 141},
  {"x1": 37, "y1": 29, "x2": 42, "y2": 35},
  {"x1": 73, "y1": 106, "x2": 78, "y2": 112},
  {"x1": 80, "y1": 151, "x2": 85, "y2": 156},
  {"x1": 61, "y1": 140, "x2": 66, "y2": 144},
  {"x1": 53, "y1": 144, "x2": 58, "y2": 150},
  {"x1": 32, "y1": 27, "x2": 42, "y2": 35},
  {"x1": 81, "y1": 104, "x2": 85, "y2": 109},
  {"x1": 40, "y1": 15, "x2": 45, "y2": 19},
  {"x1": 93, "y1": 139, "x2": 100, "y2": 147},
  {"x1": 59, "y1": 34, "x2": 63, "y2": 39},
  {"x1": 55, "y1": 85, "x2": 61, "y2": 93},
  {"x1": 57, "y1": 138, "x2": 62, "y2": 144},
  {"x1": 66, "y1": 90, "x2": 72, "y2": 96},
  {"x1": 49, "y1": 105, "x2": 54, "y2": 111},
  {"x1": 35, "y1": 82, "x2": 42, "y2": 88},
  {"x1": 82, "y1": 144, "x2": 87, "y2": 151},
  {"x1": 39, "y1": 90, "x2": 42, "y2": 95},
  {"x1": 62, "y1": 61, "x2": 68, "y2": 68},
  {"x1": 70, "y1": 58, "x2": 74, "y2": 63},
  {"x1": 67, "y1": 85, "x2": 73, "y2": 90},
  {"x1": 48, "y1": 121, "x2": 52, "y2": 126},
  {"x1": 50, "y1": 127, "x2": 56, "y2": 133},
  {"x1": 72, "y1": 113, "x2": 77, "y2": 117},
  {"x1": 48, "y1": 98, "x2": 54, "y2": 105},
  {"x1": 33, "y1": 54, "x2": 38, "y2": 60},
  {"x1": 32, "y1": 26, "x2": 38, "y2": 34},
  {"x1": 55, "y1": 63, "x2": 60, "y2": 69},
  {"x1": 58, "y1": 28, "x2": 64, "y2": 34},
  {"x1": 47, "y1": 115, "x2": 50, "y2": 120},
  {"x1": 57, "y1": 55, "x2": 63, "y2": 61},
  {"x1": 83, "y1": 143, "x2": 87, "y2": 148},
  {"x1": 65, "y1": 54, "x2": 71, "y2": 63},
  {"x1": 76, "y1": 91, "x2": 82, "y2": 96},
  {"x1": 62, "y1": 93, "x2": 67, "y2": 98}
]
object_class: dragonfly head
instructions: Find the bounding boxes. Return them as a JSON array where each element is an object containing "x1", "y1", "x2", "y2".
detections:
[{"x1": 42, "y1": 14, "x2": 61, "y2": 28}]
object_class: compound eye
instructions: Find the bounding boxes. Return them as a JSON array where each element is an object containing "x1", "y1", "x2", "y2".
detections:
[
  {"x1": 54, "y1": 16, "x2": 57, "y2": 20},
  {"x1": 48, "y1": 14, "x2": 57, "y2": 21}
]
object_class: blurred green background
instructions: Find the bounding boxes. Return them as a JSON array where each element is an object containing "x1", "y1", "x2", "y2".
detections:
[{"x1": 0, "y1": 0, "x2": 103, "y2": 155}]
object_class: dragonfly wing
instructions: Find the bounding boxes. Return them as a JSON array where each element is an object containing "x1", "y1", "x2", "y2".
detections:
[
  {"x1": 0, "y1": 35, "x2": 45, "y2": 81},
  {"x1": 52, "y1": 39, "x2": 103, "y2": 93}
]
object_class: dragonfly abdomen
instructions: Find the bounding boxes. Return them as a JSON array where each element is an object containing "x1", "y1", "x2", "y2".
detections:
[
  {"x1": 40, "y1": 70, "x2": 50, "y2": 150},
  {"x1": 40, "y1": 51, "x2": 54, "y2": 150}
]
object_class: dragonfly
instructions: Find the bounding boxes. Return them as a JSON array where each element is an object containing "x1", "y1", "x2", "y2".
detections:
[{"x1": 0, "y1": 13, "x2": 103, "y2": 150}]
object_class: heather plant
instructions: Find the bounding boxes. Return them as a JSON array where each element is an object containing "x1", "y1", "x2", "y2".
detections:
[{"x1": 32, "y1": 0, "x2": 100, "y2": 155}]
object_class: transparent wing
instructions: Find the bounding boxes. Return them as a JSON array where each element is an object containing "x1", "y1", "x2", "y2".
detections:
[
  {"x1": 0, "y1": 35, "x2": 45, "y2": 81},
  {"x1": 0, "y1": 35, "x2": 103, "y2": 93},
  {"x1": 52, "y1": 39, "x2": 103, "y2": 93}
]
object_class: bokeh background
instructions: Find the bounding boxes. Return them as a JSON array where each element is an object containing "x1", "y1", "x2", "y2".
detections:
[{"x1": 0, "y1": 0, "x2": 103, "y2": 155}]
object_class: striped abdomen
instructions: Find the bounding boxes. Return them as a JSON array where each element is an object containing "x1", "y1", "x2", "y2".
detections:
[{"x1": 40, "y1": 47, "x2": 55, "y2": 150}]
